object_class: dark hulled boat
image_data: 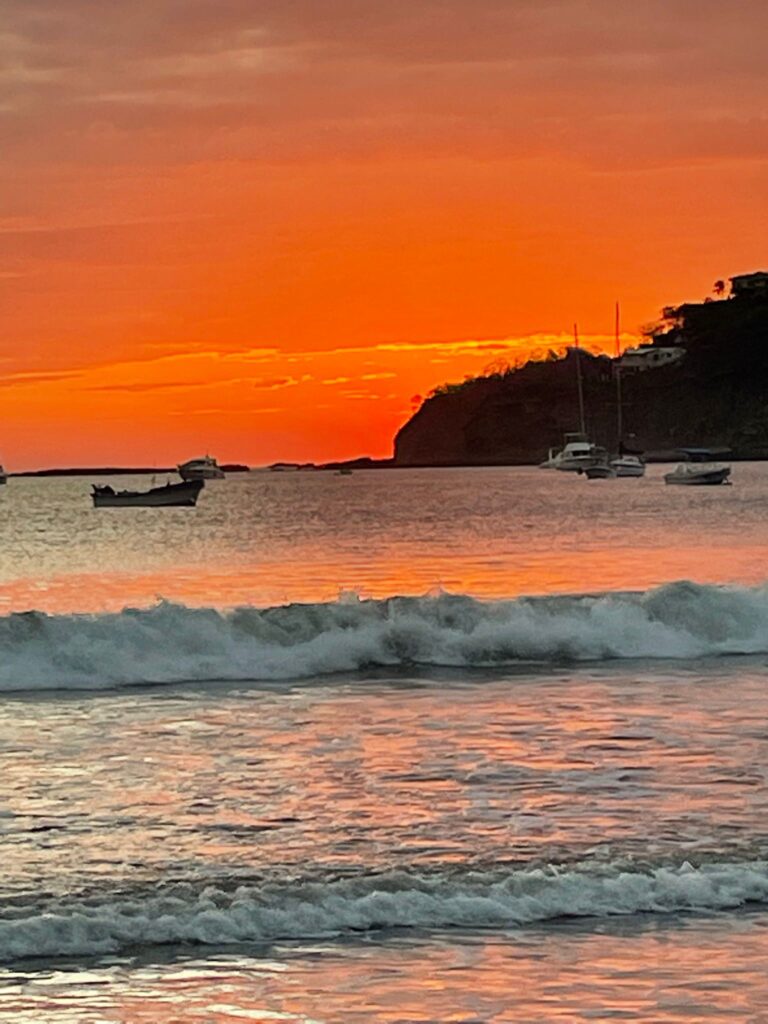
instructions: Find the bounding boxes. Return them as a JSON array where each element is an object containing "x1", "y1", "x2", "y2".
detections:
[{"x1": 92, "y1": 479, "x2": 204, "y2": 508}]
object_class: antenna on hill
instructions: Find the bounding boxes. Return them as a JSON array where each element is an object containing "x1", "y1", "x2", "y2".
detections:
[{"x1": 573, "y1": 322, "x2": 586, "y2": 436}]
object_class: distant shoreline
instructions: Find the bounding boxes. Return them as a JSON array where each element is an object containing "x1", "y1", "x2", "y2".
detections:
[
  {"x1": 9, "y1": 453, "x2": 756, "y2": 478},
  {"x1": 11, "y1": 464, "x2": 251, "y2": 478}
]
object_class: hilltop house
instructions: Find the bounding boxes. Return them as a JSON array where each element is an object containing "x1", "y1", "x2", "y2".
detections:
[
  {"x1": 730, "y1": 271, "x2": 768, "y2": 299},
  {"x1": 619, "y1": 345, "x2": 685, "y2": 372}
]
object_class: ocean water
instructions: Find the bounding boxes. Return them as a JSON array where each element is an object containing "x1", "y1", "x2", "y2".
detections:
[{"x1": 2, "y1": 465, "x2": 768, "y2": 1021}]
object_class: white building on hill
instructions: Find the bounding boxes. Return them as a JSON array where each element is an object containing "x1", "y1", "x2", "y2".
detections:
[{"x1": 619, "y1": 345, "x2": 685, "y2": 372}]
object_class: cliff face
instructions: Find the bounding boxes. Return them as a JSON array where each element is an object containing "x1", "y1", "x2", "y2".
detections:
[{"x1": 394, "y1": 294, "x2": 768, "y2": 465}]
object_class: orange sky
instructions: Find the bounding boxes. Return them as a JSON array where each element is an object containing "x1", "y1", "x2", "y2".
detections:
[{"x1": 2, "y1": 0, "x2": 767, "y2": 468}]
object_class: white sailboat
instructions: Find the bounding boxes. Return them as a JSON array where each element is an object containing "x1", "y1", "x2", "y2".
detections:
[
  {"x1": 611, "y1": 303, "x2": 645, "y2": 478},
  {"x1": 541, "y1": 325, "x2": 605, "y2": 472},
  {"x1": 585, "y1": 304, "x2": 645, "y2": 480}
]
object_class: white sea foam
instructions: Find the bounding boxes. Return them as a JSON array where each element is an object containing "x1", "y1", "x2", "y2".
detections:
[
  {"x1": 2, "y1": 580, "x2": 768, "y2": 690},
  {"x1": 1, "y1": 860, "x2": 768, "y2": 961}
]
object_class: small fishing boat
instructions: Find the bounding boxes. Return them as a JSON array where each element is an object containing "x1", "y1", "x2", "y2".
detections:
[{"x1": 92, "y1": 479, "x2": 204, "y2": 508}]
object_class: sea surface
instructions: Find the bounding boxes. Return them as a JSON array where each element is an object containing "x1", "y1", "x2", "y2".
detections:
[{"x1": 2, "y1": 465, "x2": 768, "y2": 1021}]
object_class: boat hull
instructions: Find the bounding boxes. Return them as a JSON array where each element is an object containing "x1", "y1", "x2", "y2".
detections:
[
  {"x1": 92, "y1": 480, "x2": 204, "y2": 507},
  {"x1": 179, "y1": 466, "x2": 225, "y2": 481},
  {"x1": 555, "y1": 457, "x2": 599, "y2": 472},
  {"x1": 584, "y1": 464, "x2": 617, "y2": 479}
]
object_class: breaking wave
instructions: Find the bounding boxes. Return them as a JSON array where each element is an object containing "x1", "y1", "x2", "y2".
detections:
[
  {"x1": 2, "y1": 580, "x2": 768, "y2": 690},
  {"x1": 1, "y1": 860, "x2": 768, "y2": 962}
]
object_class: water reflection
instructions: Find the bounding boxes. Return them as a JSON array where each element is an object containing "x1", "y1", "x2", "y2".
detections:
[
  {"x1": 2, "y1": 914, "x2": 768, "y2": 1022},
  {"x1": 2, "y1": 466, "x2": 768, "y2": 613},
  {"x1": 2, "y1": 667, "x2": 768, "y2": 894}
]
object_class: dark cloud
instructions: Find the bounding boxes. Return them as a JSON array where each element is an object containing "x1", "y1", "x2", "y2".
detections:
[{"x1": 0, "y1": 370, "x2": 82, "y2": 388}]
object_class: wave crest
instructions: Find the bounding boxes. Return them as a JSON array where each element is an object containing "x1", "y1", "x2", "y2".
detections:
[
  {"x1": 2, "y1": 580, "x2": 768, "y2": 690},
  {"x1": 2, "y1": 860, "x2": 768, "y2": 961}
]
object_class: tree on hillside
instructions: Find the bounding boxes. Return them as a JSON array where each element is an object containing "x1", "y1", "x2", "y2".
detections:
[{"x1": 713, "y1": 279, "x2": 726, "y2": 297}]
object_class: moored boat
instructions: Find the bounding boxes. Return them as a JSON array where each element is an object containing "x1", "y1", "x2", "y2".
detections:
[
  {"x1": 584, "y1": 461, "x2": 617, "y2": 480},
  {"x1": 92, "y1": 479, "x2": 204, "y2": 507},
  {"x1": 540, "y1": 328, "x2": 604, "y2": 472},
  {"x1": 605, "y1": 305, "x2": 645, "y2": 479},
  {"x1": 664, "y1": 464, "x2": 731, "y2": 486},
  {"x1": 611, "y1": 454, "x2": 645, "y2": 478},
  {"x1": 178, "y1": 455, "x2": 225, "y2": 481},
  {"x1": 542, "y1": 434, "x2": 607, "y2": 472},
  {"x1": 664, "y1": 447, "x2": 732, "y2": 486}
]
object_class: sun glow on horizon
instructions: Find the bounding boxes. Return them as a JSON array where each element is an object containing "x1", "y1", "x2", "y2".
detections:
[{"x1": 2, "y1": 2, "x2": 766, "y2": 468}]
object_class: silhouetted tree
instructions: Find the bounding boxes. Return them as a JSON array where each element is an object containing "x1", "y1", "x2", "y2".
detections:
[{"x1": 713, "y1": 279, "x2": 726, "y2": 297}]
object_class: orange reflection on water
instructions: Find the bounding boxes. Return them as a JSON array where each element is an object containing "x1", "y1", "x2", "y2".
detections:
[
  {"x1": 4, "y1": 466, "x2": 768, "y2": 616},
  {"x1": 5, "y1": 536, "x2": 768, "y2": 617},
  {"x1": 8, "y1": 915, "x2": 768, "y2": 1023}
]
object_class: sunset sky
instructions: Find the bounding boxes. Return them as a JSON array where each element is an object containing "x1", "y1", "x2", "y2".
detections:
[{"x1": 2, "y1": 0, "x2": 767, "y2": 467}]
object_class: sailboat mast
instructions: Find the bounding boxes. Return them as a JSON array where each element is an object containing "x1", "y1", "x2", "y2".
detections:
[
  {"x1": 573, "y1": 322, "x2": 586, "y2": 436},
  {"x1": 615, "y1": 302, "x2": 623, "y2": 449}
]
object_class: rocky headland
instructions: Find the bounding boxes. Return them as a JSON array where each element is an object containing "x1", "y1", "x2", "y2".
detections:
[{"x1": 394, "y1": 276, "x2": 768, "y2": 465}]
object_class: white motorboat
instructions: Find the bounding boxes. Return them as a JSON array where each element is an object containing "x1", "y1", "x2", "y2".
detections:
[
  {"x1": 92, "y1": 479, "x2": 204, "y2": 507},
  {"x1": 178, "y1": 455, "x2": 225, "y2": 481},
  {"x1": 664, "y1": 463, "x2": 731, "y2": 486},
  {"x1": 664, "y1": 447, "x2": 732, "y2": 486},
  {"x1": 611, "y1": 454, "x2": 645, "y2": 478},
  {"x1": 541, "y1": 433, "x2": 604, "y2": 472}
]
